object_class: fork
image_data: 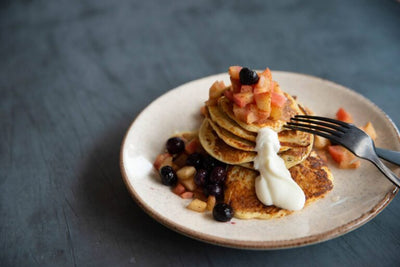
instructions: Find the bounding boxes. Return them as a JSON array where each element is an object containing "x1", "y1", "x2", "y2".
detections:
[{"x1": 284, "y1": 115, "x2": 400, "y2": 188}]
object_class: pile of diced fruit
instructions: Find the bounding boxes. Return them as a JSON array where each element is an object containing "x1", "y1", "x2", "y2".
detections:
[
  {"x1": 153, "y1": 133, "x2": 234, "y2": 222},
  {"x1": 206, "y1": 66, "x2": 288, "y2": 124}
]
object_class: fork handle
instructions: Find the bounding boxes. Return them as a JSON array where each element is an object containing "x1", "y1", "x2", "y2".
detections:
[
  {"x1": 370, "y1": 156, "x2": 400, "y2": 188},
  {"x1": 375, "y1": 148, "x2": 400, "y2": 166}
]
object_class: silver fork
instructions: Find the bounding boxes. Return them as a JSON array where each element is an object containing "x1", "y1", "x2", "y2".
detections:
[{"x1": 285, "y1": 115, "x2": 400, "y2": 188}]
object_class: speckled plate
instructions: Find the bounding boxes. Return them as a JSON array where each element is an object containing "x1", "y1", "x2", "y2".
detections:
[{"x1": 120, "y1": 72, "x2": 400, "y2": 249}]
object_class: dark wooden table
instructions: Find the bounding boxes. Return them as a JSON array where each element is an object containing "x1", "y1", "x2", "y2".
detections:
[{"x1": 1, "y1": 0, "x2": 400, "y2": 266}]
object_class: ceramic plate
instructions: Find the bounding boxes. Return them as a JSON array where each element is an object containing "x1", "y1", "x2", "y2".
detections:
[{"x1": 120, "y1": 72, "x2": 399, "y2": 249}]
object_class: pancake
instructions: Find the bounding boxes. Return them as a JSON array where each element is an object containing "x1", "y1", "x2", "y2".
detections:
[
  {"x1": 207, "y1": 105, "x2": 257, "y2": 142},
  {"x1": 199, "y1": 119, "x2": 256, "y2": 164},
  {"x1": 208, "y1": 119, "x2": 256, "y2": 152},
  {"x1": 224, "y1": 151, "x2": 334, "y2": 219},
  {"x1": 218, "y1": 93, "x2": 301, "y2": 133}
]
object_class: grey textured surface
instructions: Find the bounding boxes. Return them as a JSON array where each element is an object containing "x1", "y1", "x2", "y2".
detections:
[{"x1": 1, "y1": 0, "x2": 400, "y2": 266}]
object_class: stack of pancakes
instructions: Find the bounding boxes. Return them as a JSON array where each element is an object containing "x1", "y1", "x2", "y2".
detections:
[{"x1": 198, "y1": 86, "x2": 334, "y2": 219}]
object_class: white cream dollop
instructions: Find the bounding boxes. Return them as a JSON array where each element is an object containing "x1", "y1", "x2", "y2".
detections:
[{"x1": 254, "y1": 127, "x2": 305, "y2": 211}]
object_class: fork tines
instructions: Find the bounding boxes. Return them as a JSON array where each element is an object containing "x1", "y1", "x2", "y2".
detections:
[{"x1": 284, "y1": 115, "x2": 351, "y2": 141}]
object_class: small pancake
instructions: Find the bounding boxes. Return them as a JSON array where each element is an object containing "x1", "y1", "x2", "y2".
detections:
[
  {"x1": 224, "y1": 151, "x2": 334, "y2": 219},
  {"x1": 207, "y1": 105, "x2": 257, "y2": 142},
  {"x1": 218, "y1": 93, "x2": 300, "y2": 133},
  {"x1": 208, "y1": 119, "x2": 256, "y2": 152},
  {"x1": 199, "y1": 119, "x2": 256, "y2": 164}
]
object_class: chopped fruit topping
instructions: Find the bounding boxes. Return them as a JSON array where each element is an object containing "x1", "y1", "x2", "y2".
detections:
[
  {"x1": 233, "y1": 103, "x2": 258, "y2": 124},
  {"x1": 239, "y1": 67, "x2": 259, "y2": 85},
  {"x1": 233, "y1": 92, "x2": 254, "y2": 108},
  {"x1": 166, "y1": 137, "x2": 185, "y2": 154},
  {"x1": 172, "y1": 183, "x2": 186, "y2": 195},
  {"x1": 176, "y1": 166, "x2": 196, "y2": 180},
  {"x1": 361, "y1": 122, "x2": 377, "y2": 141},
  {"x1": 328, "y1": 145, "x2": 360, "y2": 169},
  {"x1": 160, "y1": 166, "x2": 178, "y2": 185},
  {"x1": 260, "y1": 68, "x2": 272, "y2": 81},
  {"x1": 187, "y1": 198, "x2": 207, "y2": 212},
  {"x1": 185, "y1": 138, "x2": 200, "y2": 154},
  {"x1": 206, "y1": 196, "x2": 216, "y2": 211},
  {"x1": 207, "y1": 81, "x2": 227, "y2": 105},
  {"x1": 254, "y1": 92, "x2": 272, "y2": 112},
  {"x1": 271, "y1": 92, "x2": 287, "y2": 107},
  {"x1": 269, "y1": 104, "x2": 283, "y2": 121},
  {"x1": 314, "y1": 135, "x2": 330, "y2": 149},
  {"x1": 213, "y1": 203, "x2": 234, "y2": 222},
  {"x1": 180, "y1": 191, "x2": 194, "y2": 199},
  {"x1": 230, "y1": 77, "x2": 241, "y2": 93},
  {"x1": 154, "y1": 153, "x2": 173, "y2": 171},
  {"x1": 228, "y1": 66, "x2": 242, "y2": 80},
  {"x1": 224, "y1": 89, "x2": 234, "y2": 101},
  {"x1": 336, "y1": 108, "x2": 353, "y2": 123},
  {"x1": 240, "y1": 85, "x2": 253, "y2": 93},
  {"x1": 180, "y1": 178, "x2": 197, "y2": 191}
]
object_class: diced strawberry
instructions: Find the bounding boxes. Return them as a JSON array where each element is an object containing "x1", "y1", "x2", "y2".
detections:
[
  {"x1": 224, "y1": 90, "x2": 234, "y2": 101},
  {"x1": 328, "y1": 145, "x2": 360, "y2": 169},
  {"x1": 361, "y1": 122, "x2": 377, "y2": 141},
  {"x1": 336, "y1": 108, "x2": 353, "y2": 123},
  {"x1": 240, "y1": 85, "x2": 253, "y2": 93},
  {"x1": 153, "y1": 153, "x2": 172, "y2": 171},
  {"x1": 185, "y1": 138, "x2": 200, "y2": 154},
  {"x1": 230, "y1": 78, "x2": 241, "y2": 93},
  {"x1": 271, "y1": 92, "x2": 287, "y2": 107},
  {"x1": 233, "y1": 92, "x2": 254, "y2": 108},
  {"x1": 172, "y1": 183, "x2": 186, "y2": 195},
  {"x1": 228, "y1": 66, "x2": 242, "y2": 80},
  {"x1": 254, "y1": 92, "x2": 271, "y2": 112},
  {"x1": 180, "y1": 191, "x2": 194, "y2": 199}
]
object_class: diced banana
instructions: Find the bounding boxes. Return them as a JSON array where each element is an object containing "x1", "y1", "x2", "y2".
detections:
[{"x1": 206, "y1": 196, "x2": 216, "y2": 211}]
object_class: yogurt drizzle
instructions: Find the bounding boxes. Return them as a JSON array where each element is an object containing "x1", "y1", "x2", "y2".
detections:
[{"x1": 254, "y1": 127, "x2": 305, "y2": 211}]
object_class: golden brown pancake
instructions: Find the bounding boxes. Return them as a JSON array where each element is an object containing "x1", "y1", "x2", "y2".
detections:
[
  {"x1": 208, "y1": 119, "x2": 256, "y2": 152},
  {"x1": 199, "y1": 119, "x2": 256, "y2": 164},
  {"x1": 224, "y1": 151, "x2": 334, "y2": 219},
  {"x1": 218, "y1": 93, "x2": 300, "y2": 133},
  {"x1": 207, "y1": 105, "x2": 257, "y2": 142}
]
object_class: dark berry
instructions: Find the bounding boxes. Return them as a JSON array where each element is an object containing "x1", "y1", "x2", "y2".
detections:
[
  {"x1": 239, "y1": 67, "x2": 259, "y2": 85},
  {"x1": 194, "y1": 169, "x2": 208, "y2": 186},
  {"x1": 186, "y1": 153, "x2": 203, "y2": 169},
  {"x1": 204, "y1": 183, "x2": 223, "y2": 198},
  {"x1": 166, "y1": 137, "x2": 185, "y2": 154},
  {"x1": 160, "y1": 166, "x2": 177, "y2": 186},
  {"x1": 202, "y1": 155, "x2": 226, "y2": 172},
  {"x1": 213, "y1": 203, "x2": 234, "y2": 222},
  {"x1": 209, "y1": 166, "x2": 227, "y2": 184}
]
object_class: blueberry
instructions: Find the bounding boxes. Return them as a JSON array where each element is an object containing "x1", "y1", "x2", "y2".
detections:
[
  {"x1": 204, "y1": 183, "x2": 223, "y2": 198},
  {"x1": 209, "y1": 166, "x2": 227, "y2": 184},
  {"x1": 159, "y1": 166, "x2": 177, "y2": 186},
  {"x1": 186, "y1": 153, "x2": 203, "y2": 169},
  {"x1": 239, "y1": 67, "x2": 259, "y2": 85},
  {"x1": 194, "y1": 169, "x2": 208, "y2": 186},
  {"x1": 202, "y1": 155, "x2": 226, "y2": 172},
  {"x1": 166, "y1": 137, "x2": 185, "y2": 154},
  {"x1": 213, "y1": 203, "x2": 234, "y2": 222}
]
